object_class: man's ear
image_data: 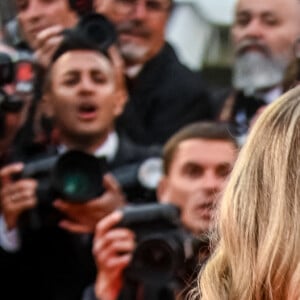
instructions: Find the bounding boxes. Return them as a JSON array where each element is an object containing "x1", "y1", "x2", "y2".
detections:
[
  {"x1": 114, "y1": 89, "x2": 128, "y2": 117},
  {"x1": 157, "y1": 176, "x2": 170, "y2": 203}
]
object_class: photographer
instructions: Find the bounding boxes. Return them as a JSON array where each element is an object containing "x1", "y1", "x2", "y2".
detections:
[
  {"x1": 0, "y1": 42, "x2": 33, "y2": 166},
  {"x1": 5, "y1": 0, "x2": 85, "y2": 162},
  {"x1": 86, "y1": 122, "x2": 238, "y2": 300},
  {"x1": 0, "y1": 17, "x2": 160, "y2": 300},
  {"x1": 95, "y1": 0, "x2": 214, "y2": 146},
  {"x1": 0, "y1": 41, "x2": 36, "y2": 300}
]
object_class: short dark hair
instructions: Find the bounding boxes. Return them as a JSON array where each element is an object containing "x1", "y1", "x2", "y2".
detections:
[
  {"x1": 44, "y1": 14, "x2": 117, "y2": 93},
  {"x1": 163, "y1": 122, "x2": 238, "y2": 175}
]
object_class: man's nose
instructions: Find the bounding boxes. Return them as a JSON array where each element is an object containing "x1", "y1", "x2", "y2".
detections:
[
  {"x1": 78, "y1": 77, "x2": 96, "y2": 93},
  {"x1": 24, "y1": 0, "x2": 45, "y2": 20},
  {"x1": 242, "y1": 19, "x2": 264, "y2": 39},
  {"x1": 201, "y1": 171, "x2": 222, "y2": 192},
  {"x1": 131, "y1": 0, "x2": 148, "y2": 21}
]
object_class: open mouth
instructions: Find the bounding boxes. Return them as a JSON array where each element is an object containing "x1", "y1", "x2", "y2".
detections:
[
  {"x1": 194, "y1": 202, "x2": 215, "y2": 217},
  {"x1": 78, "y1": 103, "x2": 98, "y2": 119}
]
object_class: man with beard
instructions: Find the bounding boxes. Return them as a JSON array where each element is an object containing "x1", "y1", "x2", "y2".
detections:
[
  {"x1": 94, "y1": 0, "x2": 214, "y2": 146},
  {"x1": 218, "y1": 0, "x2": 300, "y2": 140},
  {"x1": 83, "y1": 122, "x2": 238, "y2": 300}
]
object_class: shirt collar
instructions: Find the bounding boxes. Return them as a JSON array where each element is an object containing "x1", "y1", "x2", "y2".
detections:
[
  {"x1": 125, "y1": 64, "x2": 143, "y2": 79},
  {"x1": 257, "y1": 86, "x2": 283, "y2": 104},
  {"x1": 57, "y1": 131, "x2": 119, "y2": 162}
]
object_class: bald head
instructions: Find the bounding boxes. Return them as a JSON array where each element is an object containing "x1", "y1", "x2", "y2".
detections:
[{"x1": 231, "y1": 0, "x2": 300, "y2": 92}]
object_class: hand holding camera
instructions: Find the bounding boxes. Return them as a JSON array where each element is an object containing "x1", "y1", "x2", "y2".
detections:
[
  {"x1": 93, "y1": 210, "x2": 136, "y2": 300},
  {"x1": 0, "y1": 162, "x2": 38, "y2": 230},
  {"x1": 92, "y1": 203, "x2": 195, "y2": 300},
  {"x1": 54, "y1": 173, "x2": 126, "y2": 234},
  {"x1": 34, "y1": 25, "x2": 65, "y2": 69}
]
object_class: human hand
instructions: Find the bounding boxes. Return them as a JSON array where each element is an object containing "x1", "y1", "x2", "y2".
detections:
[
  {"x1": 107, "y1": 46, "x2": 128, "y2": 108},
  {"x1": 0, "y1": 163, "x2": 38, "y2": 230},
  {"x1": 34, "y1": 25, "x2": 64, "y2": 68},
  {"x1": 93, "y1": 210, "x2": 136, "y2": 300},
  {"x1": 53, "y1": 174, "x2": 126, "y2": 233}
]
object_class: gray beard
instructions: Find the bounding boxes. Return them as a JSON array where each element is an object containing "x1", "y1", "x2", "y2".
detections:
[
  {"x1": 232, "y1": 52, "x2": 287, "y2": 95},
  {"x1": 119, "y1": 42, "x2": 149, "y2": 64}
]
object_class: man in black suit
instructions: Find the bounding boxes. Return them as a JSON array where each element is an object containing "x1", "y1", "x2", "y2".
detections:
[
  {"x1": 83, "y1": 121, "x2": 238, "y2": 300},
  {"x1": 218, "y1": 0, "x2": 300, "y2": 140},
  {"x1": 0, "y1": 23, "x2": 160, "y2": 300},
  {"x1": 95, "y1": 0, "x2": 214, "y2": 145}
]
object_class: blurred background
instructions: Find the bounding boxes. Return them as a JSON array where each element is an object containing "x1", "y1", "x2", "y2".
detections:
[{"x1": 0, "y1": 0, "x2": 237, "y2": 85}]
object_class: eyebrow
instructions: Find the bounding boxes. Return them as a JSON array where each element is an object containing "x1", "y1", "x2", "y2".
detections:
[
  {"x1": 61, "y1": 68, "x2": 106, "y2": 75},
  {"x1": 236, "y1": 8, "x2": 277, "y2": 17}
]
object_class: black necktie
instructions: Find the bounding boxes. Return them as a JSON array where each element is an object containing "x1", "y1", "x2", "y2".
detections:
[
  {"x1": 235, "y1": 92, "x2": 266, "y2": 119},
  {"x1": 232, "y1": 91, "x2": 266, "y2": 135}
]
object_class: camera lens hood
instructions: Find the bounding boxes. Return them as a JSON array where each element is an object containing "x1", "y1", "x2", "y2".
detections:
[{"x1": 76, "y1": 13, "x2": 117, "y2": 52}]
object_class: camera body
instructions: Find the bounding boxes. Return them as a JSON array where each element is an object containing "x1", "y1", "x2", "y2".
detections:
[
  {"x1": 17, "y1": 150, "x2": 107, "y2": 229},
  {"x1": 19, "y1": 150, "x2": 108, "y2": 206},
  {"x1": 55, "y1": 12, "x2": 117, "y2": 58},
  {"x1": 117, "y1": 203, "x2": 195, "y2": 284}
]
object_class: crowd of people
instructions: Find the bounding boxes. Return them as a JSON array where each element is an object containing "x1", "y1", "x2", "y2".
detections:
[{"x1": 0, "y1": 0, "x2": 300, "y2": 299}]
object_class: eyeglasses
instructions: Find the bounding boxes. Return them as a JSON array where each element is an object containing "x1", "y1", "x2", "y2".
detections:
[{"x1": 113, "y1": 0, "x2": 171, "y2": 15}]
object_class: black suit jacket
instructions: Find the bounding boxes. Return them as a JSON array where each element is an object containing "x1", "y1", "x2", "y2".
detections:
[
  {"x1": 117, "y1": 43, "x2": 214, "y2": 146},
  {"x1": 0, "y1": 134, "x2": 161, "y2": 300}
]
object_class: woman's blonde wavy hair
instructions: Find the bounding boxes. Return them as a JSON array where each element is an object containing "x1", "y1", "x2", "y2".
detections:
[{"x1": 195, "y1": 86, "x2": 300, "y2": 300}]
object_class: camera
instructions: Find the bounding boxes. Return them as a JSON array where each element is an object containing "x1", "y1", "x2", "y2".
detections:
[
  {"x1": 117, "y1": 203, "x2": 196, "y2": 284},
  {"x1": 0, "y1": 51, "x2": 34, "y2": 91},
  {"x1": 19, "y1": 150, "x2": 108, "y2": 205},
  {"x1": 0, "y1": 50, "x2": 35, "y2": 137},
  {"x1": 17, "y1": 150, "x2": 108, "y2": 229},
  {"x1": 68, "y1": 0, "x2": 94, "y2": 16},
  {"x1": 53, "y1": 12, "x2": 117, "y2": 60},
  {"x1": 76, "y1": 13, "x2": 117, "y2": 52}
]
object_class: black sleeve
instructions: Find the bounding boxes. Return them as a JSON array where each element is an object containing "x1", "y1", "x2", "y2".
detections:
[{"x1": 82, "y1": 285, "x2": 99, "y2": 300}]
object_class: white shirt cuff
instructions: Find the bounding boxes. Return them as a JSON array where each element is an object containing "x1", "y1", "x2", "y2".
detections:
[{"x1": 0, "y1": 215, "x2": 20, "y2": 252}]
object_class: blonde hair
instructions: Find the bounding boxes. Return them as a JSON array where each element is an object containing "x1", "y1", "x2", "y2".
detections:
[{"x1": 196, "y1": 86, "x2": 300, "y2": 300}]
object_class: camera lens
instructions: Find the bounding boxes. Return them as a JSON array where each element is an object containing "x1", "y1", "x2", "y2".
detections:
[
  {"x1": 136, "y1": 239, "x2": 173, "y2": 272},
  {"x1": 128, "y1": 235, "x2": 183, "y2": 283},
  {"x1": 51, "y1": 150, "x2": 107, "y2": 203},
  {"x1": 60, "y1": 171, "x2": 91, "y2": 198},
  {"x1": 77, "y1": 13, "x2": 117, "y2": 51}
]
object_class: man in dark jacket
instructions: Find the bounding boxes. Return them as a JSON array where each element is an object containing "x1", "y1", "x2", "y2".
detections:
[
  {"x1": 0, "y1": 25, "x2": 160, "y2": 300},
  {"x1": 217, "y1": 0, "x2": 300, "y2": 140},
  {"x1": 83, "y1": 121, "x2": 238, "y2": 300},
  {"x1": 95, "y1": 0, "x2": 214, "y2": 145}
]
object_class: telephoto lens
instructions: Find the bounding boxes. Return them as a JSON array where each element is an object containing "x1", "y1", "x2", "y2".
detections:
[{"x1": 75, "y1": 13, "x2": 118, "y2": 53}]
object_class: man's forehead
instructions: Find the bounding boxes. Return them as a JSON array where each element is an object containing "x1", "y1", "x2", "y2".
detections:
[
  {"x1": 177, "y1": 138, "x2": 235, "y2": 150},
  {"x1": 235, "y1": 0, "x2": 299, "y2": 15},
  {"x1": 51, "y1": 50, "x2": 112, "y2": 73},
  {"x1": 174, "y1": 139, "x2": 237, "y2": 160},
  {"x1": 15, "y1": 0, "x2": 69, "y2": 9}
]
